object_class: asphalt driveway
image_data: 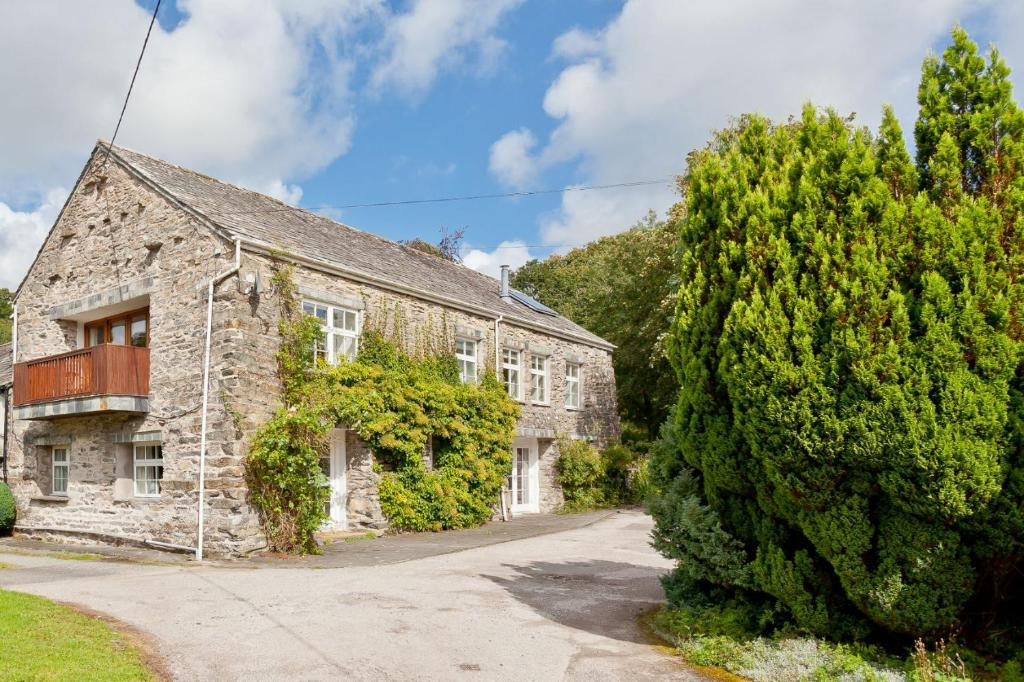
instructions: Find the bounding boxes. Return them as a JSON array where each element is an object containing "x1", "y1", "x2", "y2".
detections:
[{"x1": 0, "y1": 511, "x2": 701, "y2": 681}]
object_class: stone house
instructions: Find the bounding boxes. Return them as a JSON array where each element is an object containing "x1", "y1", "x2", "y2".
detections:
[{"x1": 2, "y1": 142, "x2": 619, "y2": 556}]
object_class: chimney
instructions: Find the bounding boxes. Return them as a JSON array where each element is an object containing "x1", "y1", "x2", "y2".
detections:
[{"x1": 499, "y1": 265, "x2": 511, "y2": 300}]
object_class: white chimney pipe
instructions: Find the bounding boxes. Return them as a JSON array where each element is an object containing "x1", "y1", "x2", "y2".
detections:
[{"x1": 499, "y1": 265, "x2": 511, "y2": 300}]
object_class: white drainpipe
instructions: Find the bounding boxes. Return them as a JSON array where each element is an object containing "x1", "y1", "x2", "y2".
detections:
[
  {"x1": 11, "y1": 304, "x2": 17, "y2": 365},
  {"x1": 196, "y1": 238, "x2": 241, "y2": 562},
  {"x1": 494, "y1": 315, "x2": 503, "y2": 377}
]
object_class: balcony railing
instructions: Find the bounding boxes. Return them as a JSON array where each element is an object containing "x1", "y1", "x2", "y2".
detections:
[{"x1": 13, "y1": 345, "x2": 150, "y2": 407}]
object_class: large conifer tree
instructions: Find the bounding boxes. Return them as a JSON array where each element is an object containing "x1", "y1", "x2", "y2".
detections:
[{"x1": 653, "y1": 28, "x2": 1024, "y2": 644}]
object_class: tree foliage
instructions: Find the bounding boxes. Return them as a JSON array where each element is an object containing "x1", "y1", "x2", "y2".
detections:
[
  {"x1": 512, "y1": 213, "x2": 678, "y2": 436},
  {"x1": 652, "y1": 28, "x2": 1024, "y2": 649},
  {"x1": 0, "y1": 288, "x2": 12, "y2": 344}
]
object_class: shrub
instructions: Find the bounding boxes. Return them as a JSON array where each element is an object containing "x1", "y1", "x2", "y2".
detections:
[
  {"x1": 654, "y1": 27, "x2": 1024, "y2": 646},
  {"x1": 0, "y1": 482, "x2": 14, "y2": 535},
  {"x1": 555, "y1": 439, "x2": 606, "y2": 510}
]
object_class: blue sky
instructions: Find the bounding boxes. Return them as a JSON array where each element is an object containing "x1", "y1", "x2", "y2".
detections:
[{"x1": 1, "y1": 1, "x2": 1022, "y2": 288}]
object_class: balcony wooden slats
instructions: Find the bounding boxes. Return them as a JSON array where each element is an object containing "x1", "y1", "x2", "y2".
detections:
[{"x1": 12, "y1": 345, "x2": 150, "y2": 407}]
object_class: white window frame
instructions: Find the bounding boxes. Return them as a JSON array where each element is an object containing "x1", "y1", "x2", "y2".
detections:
[
  {"x1": 565, "y1": 362, "x2": 582, "y2": 409},
  {"x1": 502, "y1": 348, "x2": 521, "y2": 400},
  {"x1": 52, "y1": 447, "x2": 69, "y2": 496},
  {"x1": 133, "y1": 443, "x2": 164, "y2": 498},
  {"x1": 530, "y1": 355, "x2": 549, "y2": 405},
  {"x1": 303, "y1": 300, "x2": 360, "y2": 366},
  {"x1": 456, "y1": 338, "x2": 478, "y2": 383}
]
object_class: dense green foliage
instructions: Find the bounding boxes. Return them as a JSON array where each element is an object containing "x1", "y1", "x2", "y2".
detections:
[
  {"x1": 246, "y1": 265, "x2": 519, "y2": 551},
  {"x1": 512, "y1": 213, "x2": 678, "y2": 437},
  {"x1": 652, "y1": 28, "x2": 1024, "y2": 650},
  {"x1": 555, "y1": 439, "x2": 649, "y2": 511},
  {"x1": 0, "y1": 288, "x2": 11, "y2": 344},
  {"x1": 0, "y1": 482, "x2": 15, "y2": 535}
]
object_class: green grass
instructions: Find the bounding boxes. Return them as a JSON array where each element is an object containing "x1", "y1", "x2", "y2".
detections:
[
  {"x1": 343, "y1": 531, "x2": 379, "y2": 542},
  {"x1": 0, "y1": 589, "x2": 157, "y2": 681}
]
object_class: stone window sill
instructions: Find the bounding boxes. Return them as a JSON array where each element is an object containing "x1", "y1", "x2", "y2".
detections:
[
  {"x1": 30, "y1": 495, "x2": 69, "y2": 503},
  {"x1": 114, "y1": 496, "x2": 162, "y2": 505}
]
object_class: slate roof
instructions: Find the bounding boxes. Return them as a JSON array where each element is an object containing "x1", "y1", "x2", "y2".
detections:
[
  {"x1": 0, "y1": 343, "x2": 11, "y2": 388},
  {"x1": 105, "y1": 143, "x2": 612, "y2": 350}
]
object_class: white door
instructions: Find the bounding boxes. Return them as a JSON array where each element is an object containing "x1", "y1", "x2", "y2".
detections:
[
  {"x1": 328, "y1": 428, "x2": 348, "y2": 530},
  {"x1": 510, "y1": 438, "x2": 539, "y2": 514}
]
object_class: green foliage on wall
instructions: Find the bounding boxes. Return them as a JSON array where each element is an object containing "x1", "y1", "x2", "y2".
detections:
[
  {"x1": 0, "y1": 288, "x2": 12, "y2": 344},
  {"x1": 246, "y1": 264, "x2": 520, "y2": 551},
  {"x1": 652, "y1": 27, "x2": 1024, "y2": 650}
]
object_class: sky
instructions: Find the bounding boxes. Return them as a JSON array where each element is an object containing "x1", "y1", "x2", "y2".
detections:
[{"x1": 1, "y1": 0, "x2": 1023, "y2": 290}]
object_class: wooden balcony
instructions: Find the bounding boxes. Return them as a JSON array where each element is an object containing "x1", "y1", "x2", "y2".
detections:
[{"x1": 13, "y1": 345, "x2": 150, "y2": 420}]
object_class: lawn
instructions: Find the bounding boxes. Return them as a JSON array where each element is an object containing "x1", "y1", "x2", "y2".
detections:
[{"x1": 0, "y1": 588, "x2": 158, "y2": 681}]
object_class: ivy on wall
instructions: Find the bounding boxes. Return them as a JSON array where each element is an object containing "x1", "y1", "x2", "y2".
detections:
[{"x1": 246, "y1": 263, "x2": 519, "y2": 553}]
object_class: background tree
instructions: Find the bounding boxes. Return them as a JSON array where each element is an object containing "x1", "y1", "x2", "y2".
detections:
[
  {"x1": 402, "y1": 225, "x2": 466, "y2": 263},
  {"x1": 512, "y1": 213, "x2": 678, "y2": 437},
  {"x1": 651, "y1": 28, "x2": 1024, "y2": 651},
  {"x1": 0, "y1": 288, "x2": 11, "y2": 344}
]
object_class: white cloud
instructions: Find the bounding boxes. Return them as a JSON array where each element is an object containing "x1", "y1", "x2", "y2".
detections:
[
  {"x1": 260, "y1": 180, "x2": 304, "y2": 206},
  {"x1": 0, "y1": 189, "x2": 69, "y2": 290},
  {"x1": 370, "y1": 0, "x2": 524, "y2": 98},
  {"x1": 0, "y1": 0, "x2": 525, "y2": 287},
  {"x1": 488, "y1": 128, "x2": 540, "y2": 189},
  {"x1": 497, "y1": 0, "x2": 1014, "y2": 250},
  {"x1": 462, "y1": 240, "x2": 536, "y2": 279}
]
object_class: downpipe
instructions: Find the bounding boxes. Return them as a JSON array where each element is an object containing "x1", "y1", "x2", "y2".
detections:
[{"x1": 196, "y1": 238, "x2": 241, "y2": 562}]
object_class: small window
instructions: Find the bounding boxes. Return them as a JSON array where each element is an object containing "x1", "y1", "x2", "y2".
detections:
[
  {"x1": 530, "y1": 355, "x2": 548, "y2": 404},
  {"x1": 456, "y1": 339, "x2": 477, "y2": 383},
  {"x1": 134, "y1": 444, "x2": 164, "y2": 497},
  {"x1": 502, "y1": 349, "x2": 521, "y2": 399},
  {"x1": 303, "y1": 301, "x2": 359, "y2": 365},
  {"x1": 84, "y1": 308, "x2": 149, "y2": 348},
  {"x1": 565, "y1": 362, "x2": 582, "y2": 409},
  {"x1": 52, "y1": 447, "x2": 69, "y2": 496}
]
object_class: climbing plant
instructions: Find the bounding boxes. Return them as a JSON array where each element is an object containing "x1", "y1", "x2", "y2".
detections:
[{"x1": 246, "y1": 264, "x2": 519, "y2": 552}]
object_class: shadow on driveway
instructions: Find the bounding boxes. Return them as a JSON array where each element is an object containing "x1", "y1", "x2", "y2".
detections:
[{"x1": 484, "y1": 559, "x2": 669, "y2": 643}]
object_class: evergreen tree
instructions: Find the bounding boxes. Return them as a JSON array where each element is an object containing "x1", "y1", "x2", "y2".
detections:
[{"x1": 652, "y1": 28, "x2": 1024, "y2": 646}]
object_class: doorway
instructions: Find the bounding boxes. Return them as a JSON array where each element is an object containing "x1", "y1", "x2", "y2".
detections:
[
  {"x1": 326, "y1": 428, "x2": 347, "y2": 530},
  {"x1": 510, "y1": 438, "x2": 539, "y2": 514}
]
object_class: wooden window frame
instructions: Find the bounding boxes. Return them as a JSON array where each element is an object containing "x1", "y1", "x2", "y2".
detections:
[
  {"x1": 52, "y1": 447, "x2": 69, "y2": 496},
  {"x1": 84, "y1": 307, "x2": 150, "y2": 348},
  {"x1": 564, "y1": 362, "x2": 582, "y2": 410},
  {"x1": 455, "y1": 338, "x2": 478, "y2": 384}
]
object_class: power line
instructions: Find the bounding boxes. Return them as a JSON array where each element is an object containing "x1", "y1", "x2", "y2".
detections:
[
  {"x1": 208, "y1": 177, "x2": 675, "y2": 216},
  {"x1": 103, "y1": 0, "x2": 162, "y2": 163}
]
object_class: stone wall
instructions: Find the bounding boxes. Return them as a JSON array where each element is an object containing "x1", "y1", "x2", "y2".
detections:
[{"x1": 7, "y1": 154, "x2": 264, "y2": 555}]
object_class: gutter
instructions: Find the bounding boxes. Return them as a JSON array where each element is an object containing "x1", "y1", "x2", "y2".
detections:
[{"x1": 196, "y1": 238, "x2": 241, "y2": 562}]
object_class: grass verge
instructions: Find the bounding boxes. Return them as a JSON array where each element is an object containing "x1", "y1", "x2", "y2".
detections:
[{"x1": 0, "y1": 588, "x2": 161, "y2": 681}]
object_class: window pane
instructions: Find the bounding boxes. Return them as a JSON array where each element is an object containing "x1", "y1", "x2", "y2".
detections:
[
  {"x1": 87, "y1": 326, "x2": 105, "y2": 347},
  {"x1": 53, "y1": 448, "x2": 68, "y2": 463},
  {"x1": 334, "y1": 333, "x2": 357, "y2": 362},
  {"x1": 110, "y1": 321, "x2": 126, "y2": 345},
  {"x1": 130, "y1": 316, "x2": 148, "y2": 347}
]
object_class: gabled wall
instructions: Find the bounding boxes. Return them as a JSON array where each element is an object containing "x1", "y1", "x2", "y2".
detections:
[{"x1": 7, "y1": 151, "x2": 263, "y2": 554}]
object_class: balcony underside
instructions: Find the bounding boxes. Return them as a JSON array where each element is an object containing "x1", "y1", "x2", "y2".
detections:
[{"x1": 15, "y1": 395, "x2": 150, "y2": 421}]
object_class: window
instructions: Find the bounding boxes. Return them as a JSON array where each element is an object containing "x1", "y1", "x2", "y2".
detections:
[
  {"x1": 52, "y1": 447, "x2": 69, "y2": 495},
  {"x1": 530, "y1": 355, "x2": 548, "y2": 403},
  {"x1": 565, "y1": 362, "x2": 581, "y2": 409},
  {"x1": 134, "y1": 444, "x2": 164, "y2": 497},
  {"x1": 303, "y1": 301, "x2": 360, "y2": 365},
  {"x1": 85, "y1": 307, "x2": 149, "y2": 348},
  {"x1": 502, "y1": 349, "x2": 521, "y2": 399},
  {"x1": 456, "y1": 338, "x2": 477, "y2": 383}
]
